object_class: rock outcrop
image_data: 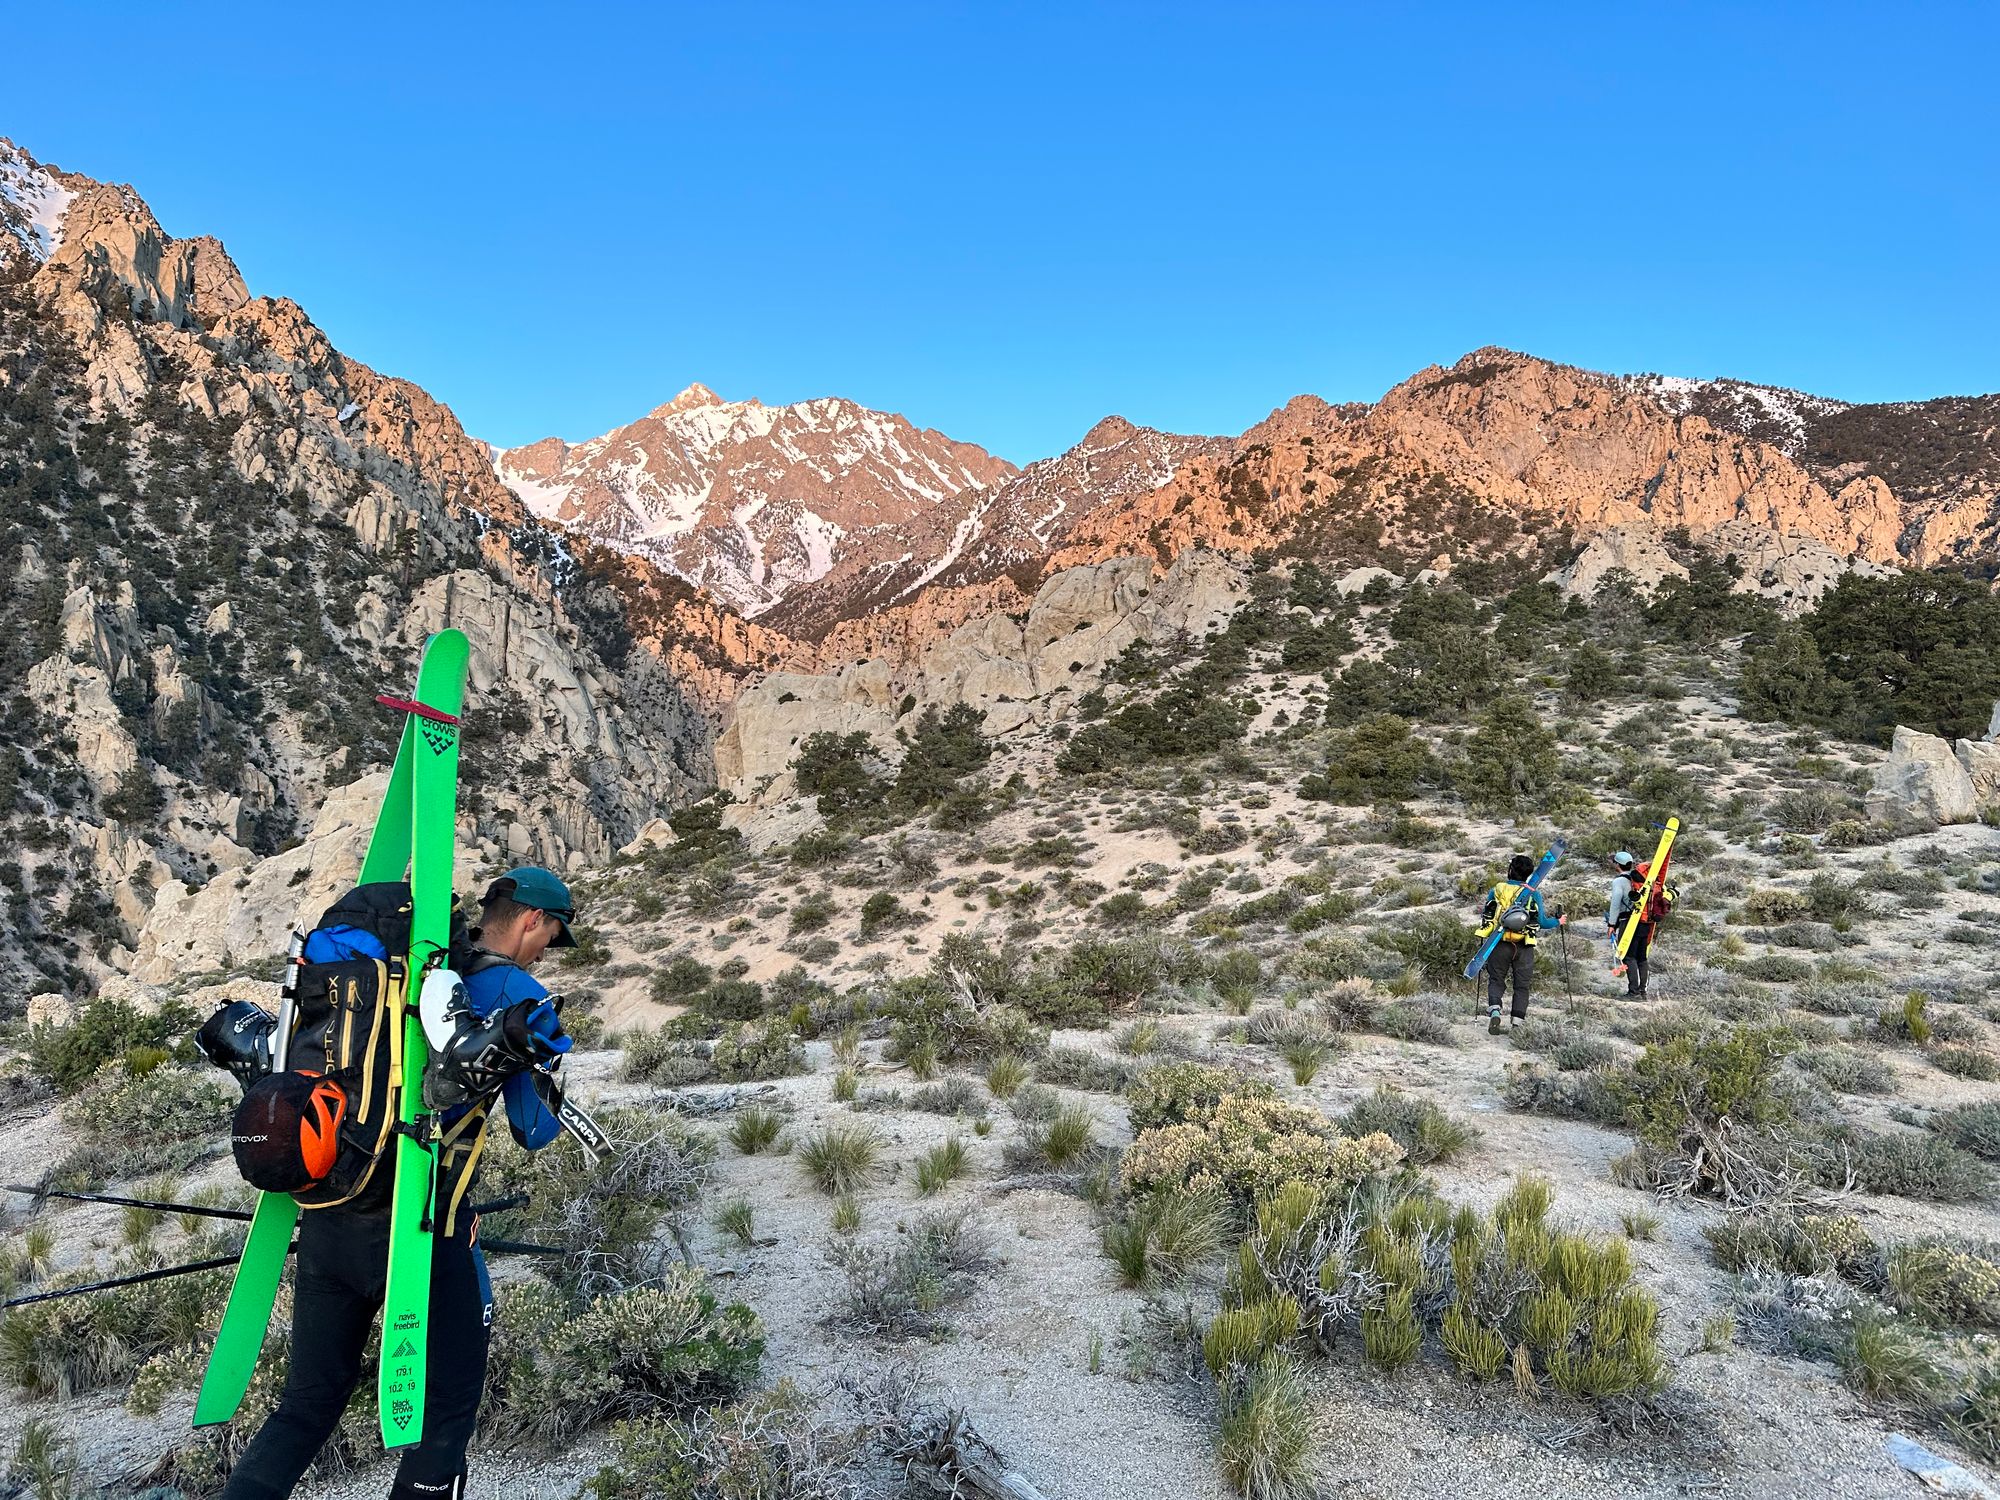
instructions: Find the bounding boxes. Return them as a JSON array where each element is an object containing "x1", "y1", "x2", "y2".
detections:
[
  {"x1": 715, "y1": 551, "x2": 1248, "y2": 804},
  {"x1": 1868, "y1": 727, "x2": 1981, "y2": 825},
  {"x1": 130, "y1": 773, "x2": 424, "y2": 982},
  {"x1": 0, "y1": 138, "x2": 715, "y2": 1001}
]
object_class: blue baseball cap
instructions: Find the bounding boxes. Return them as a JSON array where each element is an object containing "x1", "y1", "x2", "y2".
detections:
[{"x1": 484, "y1": 866, "x2": 577, "y2": 946}]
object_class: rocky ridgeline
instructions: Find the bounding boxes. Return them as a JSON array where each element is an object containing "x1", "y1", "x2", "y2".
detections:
[{"x1": 0, "y1": 139, "x2": 712, "y2": 1004}]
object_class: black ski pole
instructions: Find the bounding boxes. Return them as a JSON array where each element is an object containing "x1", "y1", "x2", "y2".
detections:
[
  {"x1": 3, "y1": 1227, "x2": 563, "y2": 1309},
  {"x1": 5, "y1": 1185, "x2": 254, "y2": 1221},
  {"x1": 3, "y1": 1252, "x2": 242, "y2": 1309},
  {"x1": 4, "y1": 1184, "x2": 530, "y2": 1224}
]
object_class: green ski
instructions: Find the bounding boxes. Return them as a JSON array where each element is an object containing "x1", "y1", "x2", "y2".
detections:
[
  {"x1": 192, "y1": 631, "x2": 467, "y2": 1431},
  {"x1": 378, "y1": 628, "x2": 470, "y2": 1448}
]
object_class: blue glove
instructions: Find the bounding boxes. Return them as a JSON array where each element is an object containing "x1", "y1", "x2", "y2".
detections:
[{"x1": 502, "y1": 998, "x2": 573, "y2": 1062}]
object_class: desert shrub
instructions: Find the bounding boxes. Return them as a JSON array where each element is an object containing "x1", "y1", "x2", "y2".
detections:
[
  {"x1": 1312, "y1": 977, "x2": 1378, "y2": 1033},
  {"x1": 1378, "y1": 909, "x2": 1475, "y2": 986},
  {"x1": 1128, "y1": 1062, "x2": 1276, "y2": 1130},
  {"x1": 620, "y1": 1029, "x2": 714, "y2": 1088},
  {"x1": 1735, "y1": 952, "x2": 1813, "y2": 983},
  {"x1": 788, "y1": 890, "x2": 836, "y2": 934},
  {"x1": 1375, "y1": 996, "x2": 1457, "y2": 1047},
  {"x1": 1794, "y1": 1046, "x2": 1896, "y2": 1095},
  {"x1": 1931, "y1": 1103, "x2": 2000, "y2": 1162},
  {"x1": 798, "y1": 1122, "x2": 884, "y2": 1196},
  {"x1": 1931, "y1": 1046, "x2": 2000, "y2": 1081},
  {"x1": 914, "y1": 1137, "x2": 972, "y2": 1196},
  {"x1": 1742, "y1": 888, "x2": 1811, "y2": 925},
  {"x1": 710, "y1": 1021, "x2": 806, "y2": 1082},
  {"x1": 906, "y1": 1076, "x2": 988, "y2": 1119},
  {"x1": 1846, "y1": 1130, "x2": 1994, "y2": 1204},
  {"x1": 1298, "y1": 714, "x2": 1439, "y2": 804},
  {"x1": 1, "y1": 1254, "x2": 227, "y2": 1398},
  {"x1": 1704, "y1": 1211, "x2": 1879, "y2": 1280},
  {"x1": 1885, "y1": 1241, "x2": 2000, "y2": 1330},
  {"x1": 586, "y1": 1382, "x2": 871, "y2": 1500},
  {"x1": 479, "y1": 1109, "x2": 716, "y2": 1298},
  {"x1": 1770, "y1": 787, "x2": 1852, "y2": 832},
  {"x1": 54, "y1": 1064, "x2": 231, "y2": 1185},
  {"x1": 481, "y1": 1270, "x2": 763, "y2": 1448},
  {"x1": 28, "y1": 997, "x2": 199, "y2": 1095},
  {"x1": 1014, "y1": 1099, "x2": 1098, "y2": 1170},
  {"x1": 880, "y1": 972, "x2": 1046, "y2": 1066},
  {"x1": 1035, "y1": 1046, "x2": 1136, "y2": 1093},
  {"x1": 651, "y1": 956, "x2": 712, "y2": 1001},
  {"x1": 1337, "y1": 1086, "x2": 1479, "y2": 1165},
  {"x1": 1501, "y1": 1063, "x2": 1623, "y2": 1124},
  {"x1": 1614, "y1": 1023, "x2": 1808, "y2": 1202},
  {"x1": 836, "y1": 1211, "x2": 995, "y2": 1339},
  {"x1": 1874, "y1": 992, "x2": 1935, "y2": 1045},
  {"x1": 1121, "y1": 1094, "x2": 1401, "y2": 1208},
  {"x1": 1508, "y1": 1018, "x2": 1615, "y2": 1072}
]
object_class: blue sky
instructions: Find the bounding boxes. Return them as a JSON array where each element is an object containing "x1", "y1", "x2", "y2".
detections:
[{"x1": 10, "y1": 2, "x2": 1996, "y2": 463}]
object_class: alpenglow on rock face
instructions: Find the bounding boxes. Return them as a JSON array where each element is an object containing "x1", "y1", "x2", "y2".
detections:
[{"x1": 491, "y1": 386, "x2": 1017, "y2": 617}]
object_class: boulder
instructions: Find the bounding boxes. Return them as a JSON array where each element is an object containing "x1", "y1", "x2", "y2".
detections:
[
  {"x1": 720, "y1": 797, "x2": 825, "y2": 854},
  {"x1": 619, "y1": 818, "x2": 680, "y2": 857},
  {"x1": 1867, "y1": 727, "x2": 1979, "y2": 825},
  {"x1": 1988, "y1": 701, "x2": 2000, "y2": 741},
  {"x1": 1955, "y1": 738, "x2": 2000, "y2": 809},
  {"x1": 1337, "y1": 566, "x2": 1399, "y2": 596}
]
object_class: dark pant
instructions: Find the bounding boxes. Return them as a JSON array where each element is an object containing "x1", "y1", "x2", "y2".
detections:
[
  {"x1": 1622, "y1": 920, "x2": 1653, "y2": 995},
  {"x1": 1484, "y1": 941, "x2": 1534, "y2": 1020},
  {"x1": 221, "y1": 1206, "x2": 493, "y2": 1500}
]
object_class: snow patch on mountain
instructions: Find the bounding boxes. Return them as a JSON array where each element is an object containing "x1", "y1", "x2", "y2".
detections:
[
  {"x1": 0, "y1": 139, "x2": 77, "y2": 262},
  {"x1": 1624, "y1": 373, "x2": 1851, "y2": 458}
]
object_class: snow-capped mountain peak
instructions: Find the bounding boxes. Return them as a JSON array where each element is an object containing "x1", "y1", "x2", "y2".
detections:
[{"x1": 490, "y1": 389, "x2": 1016, "y2": 616}]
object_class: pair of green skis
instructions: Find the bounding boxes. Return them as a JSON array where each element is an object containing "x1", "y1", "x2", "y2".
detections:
[{"x1": 194, "y1": 629, "x2": 470, "y2": 1450}]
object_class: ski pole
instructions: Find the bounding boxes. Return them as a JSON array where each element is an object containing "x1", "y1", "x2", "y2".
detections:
[
  {"x1": 3, "y1": 1252, "x2": 242, "y2": 1308},
  {"x1": 4, "y1": 1185, "x2": 254, "y2": 1222},
  {"x1": 4, "y1": 1185, "x2": 530, "y2": 1225},
  {"x1": 1558, "y1": 925, "x2": 1574, "y2": 1006},
  {"x1": 4, "y1": 1228, "x2": 564, "y2": 1309}
]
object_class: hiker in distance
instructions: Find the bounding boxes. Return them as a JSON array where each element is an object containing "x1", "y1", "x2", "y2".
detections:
[
  {"x1": 1475, "y1": 853, "x2": 1564, "y2": 1034},
  {"x1": 1608, "y1": 850, "x2": 1656, "y2": 998},
  {"x1": 204, "y1": 867, "x2": 578, "y2": 1500}
]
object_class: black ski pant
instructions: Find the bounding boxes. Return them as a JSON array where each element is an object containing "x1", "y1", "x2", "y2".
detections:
[
  {"x1": 1484, "y1": 941, "x2": 1535, "y2": 1020},
  {"x1": 221, "y1": 1206, "x2": 493, "y2": 1500},
  {"x1": 1622, "y1": 920, "x2": 1654, "y2": 996}
]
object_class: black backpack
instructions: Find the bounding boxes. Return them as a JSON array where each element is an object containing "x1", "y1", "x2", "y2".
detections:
[{"x1": 230, "y1": 883, "x2": 467, "y2": 1210}]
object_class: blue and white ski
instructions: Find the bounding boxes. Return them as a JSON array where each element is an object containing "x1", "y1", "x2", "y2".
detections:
[{"x1": 1462, "y1": 837, "x2": 1567, "y2": 980}]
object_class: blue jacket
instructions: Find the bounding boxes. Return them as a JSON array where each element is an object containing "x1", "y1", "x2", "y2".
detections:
[{"x1": 459, "y1": 959, "x2": 563, "y2": 1150}]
